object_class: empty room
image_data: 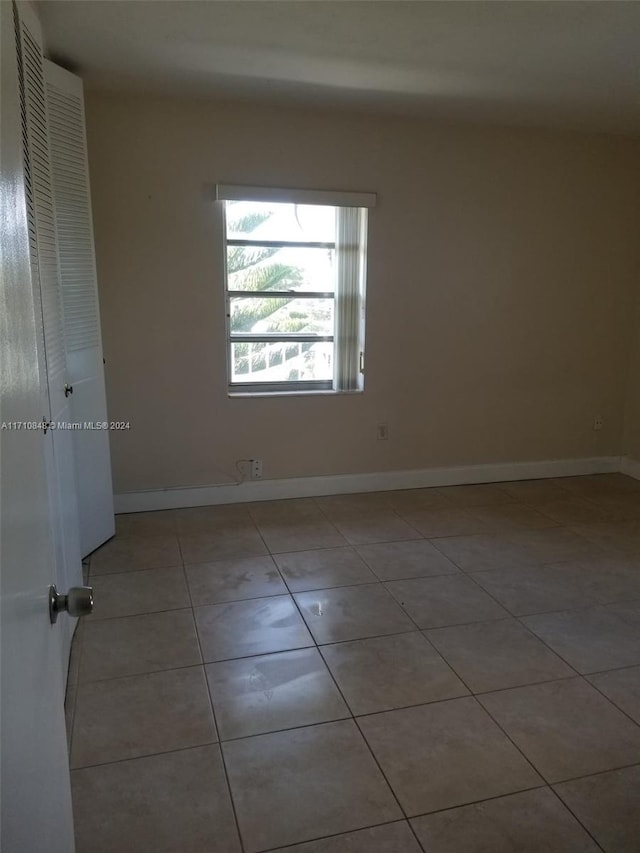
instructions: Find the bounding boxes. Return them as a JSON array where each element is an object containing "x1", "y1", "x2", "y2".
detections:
[{"x1": 2, "y1": 1, "x2": 640, "y2": 851}]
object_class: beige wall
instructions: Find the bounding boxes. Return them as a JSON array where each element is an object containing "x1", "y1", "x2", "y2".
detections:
[
  {"x1": 623, "y1": 301, "x2": 640, "y2": 462},
  {"x1": 84, "y1": 93, "x2": 640, "y2": 494}
]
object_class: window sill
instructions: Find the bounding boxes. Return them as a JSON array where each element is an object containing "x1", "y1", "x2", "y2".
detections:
[{"x1": 228, "y1": 389, "x2": 364, "y2": 399}]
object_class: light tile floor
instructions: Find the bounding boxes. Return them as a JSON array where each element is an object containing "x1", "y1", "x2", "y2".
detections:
[{"x1": 67, "y1": 474, "x2": 640, "y2": 852}]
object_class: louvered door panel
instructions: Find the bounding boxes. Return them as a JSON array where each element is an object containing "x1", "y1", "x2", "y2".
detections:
[
  {"x1": 45, "y1": 59, "x2": 115, "y2": 557},
  {"x1": 14, "y1": 5, "x2": 49, "y2": 408},
  {"x1": 46, "y1": 86, "x2": 102, "y2": 351},
  {"x1": 19, "y1": 22, "x2": 67, "y2": 388}
]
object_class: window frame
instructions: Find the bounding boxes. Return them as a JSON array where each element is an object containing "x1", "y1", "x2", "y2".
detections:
[{"x1": 217, "y1": 185, "x2": 375, "y2": 397}]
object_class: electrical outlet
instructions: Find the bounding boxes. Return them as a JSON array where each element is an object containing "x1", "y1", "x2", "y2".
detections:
[
  {"x1": 377, "y1": 423, "x2": 389, "y2": 440},
  {"x1": 237, "y1": 460, "x2": 252, "y2": 479},
  {"x1": 237, "y1": 459, "x2": 263, "y2": 480},
  {"x1": 593, "y1": 416, "x2": 604, "y2": 432}
]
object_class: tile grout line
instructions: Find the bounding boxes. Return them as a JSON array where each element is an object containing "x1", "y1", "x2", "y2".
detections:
[
  {"x1": 261, "y1": 531, "x2": 430, "y2": 852},
  {"x1": 584, "y1": 660, "x2": 640, "y2": 677},
  {"x1": 546, "y1": 758, "x2": 640, "y2": 787},
  {"x1": 502, "y1": 593, "x2": 640, "y2": 621},
  {"x1": 82, "y1": 530, "x2": 640, "y2": 681},
  {"x1": 406, "y1": 782, "x2": 550, "y2": 818},
  {"x1": 177, "y1": 534, "x2": 248, "y2": 853},
  {"x1": 294, "y1": 506, "x2": 594, "y2": 851},
  {"x1": 86, "y1": 556, "x2": 640, "y2": 624},
  {"x1": 369, "y1": 547, "x2": 631, "y2": 840},
  {"x1": 251, "y1": 818, "x2": 422, "y2": 853},
  {"x1": 73, "y1": 660, "x2": 211, "y2": 687},
  {"x1": 425, "y1": 521, "x2": 636, "y2": 572},
  {"x1": 546, "y1": 786, "x2": 607, "y2": 853},
  {"x1": 281, "y1": 554, "x2": 428, "y2": 851},
  {"x1": 445, "y1": 546, "x2": 640, "y2": 698},
  {"x1": 92, "y1": 520, "x2": 640, "y2": 575},
  {"x1": 329, "y1": 626, "x2": 506, "y2": 849},
  {"x1": 68, "y1": 740, "x2": 225, "y2": 774},
  {"x1": 446, "y1": 552, "x2": 640, "y2": 731},
  {"x1": 581, "y1": 672, "x2": 640, "y2": 732},
  {"x1": 467, "y1": 687, "x2": 640, "y2": 848},
  {"x1": 78, "y1": 666, "x2": 637, "y2": 755},
  {"x1": 509, "y1": 613, "x2": 640, "y2": 733},
  {"x1": 336, "y1": 618, "x2": 552, "y2": 815}
]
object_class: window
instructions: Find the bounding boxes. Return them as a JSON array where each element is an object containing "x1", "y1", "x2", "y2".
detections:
[{"x1": 217, "y1": 185, "x2": 375, "y2": 395}]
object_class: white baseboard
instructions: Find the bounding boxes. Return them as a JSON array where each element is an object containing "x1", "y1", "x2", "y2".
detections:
[
  {"x1": 619, "y1": 456, "x2": 640, "y2": 480},
  {"x1": 114, "y1": 455, "x2": 621, "y2": 514}
]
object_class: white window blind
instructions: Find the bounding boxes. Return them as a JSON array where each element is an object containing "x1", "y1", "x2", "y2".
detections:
[{"x1": 334, "y1": 206, "x2": 367, "y2": 391}]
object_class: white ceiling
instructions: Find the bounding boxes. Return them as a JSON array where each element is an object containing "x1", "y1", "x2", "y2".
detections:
[{"x1": 37, "y1": 1, "x2": 640, "y2": 134}]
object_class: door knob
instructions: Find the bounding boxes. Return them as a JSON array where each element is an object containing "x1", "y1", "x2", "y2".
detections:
[
  {"x1": 49, "y1": 585, "x2": 93, "y2": 624},
  {"x1": 64, "y1": 384, "x2": 73, "y2": 397}
]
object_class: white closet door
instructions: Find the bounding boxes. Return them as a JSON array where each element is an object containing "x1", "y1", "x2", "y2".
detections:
[
  {"x1": 45, "y1": 59, "x2": 115, "y2": 557},
  {"x1": 16, "y1": 0, "x2": 82, "y2": 672},
  {"x1": 2, "y1": 4, "x2": 75, "y2": 846}
]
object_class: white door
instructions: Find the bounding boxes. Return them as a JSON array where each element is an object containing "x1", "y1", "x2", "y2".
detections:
[
  {"x1": 45, "y1": 60, "x2": 115, "y2": 559},
  {"x1": 15, "y1": 1, "x2": 84, "y2": 672},
  {"x1": 0, "y1": 1, "x2": 75, "y2": 848}
]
